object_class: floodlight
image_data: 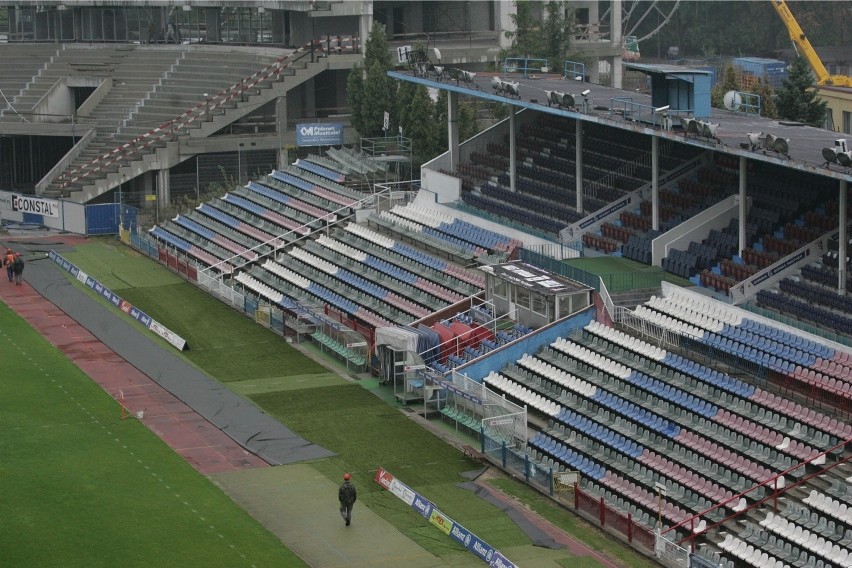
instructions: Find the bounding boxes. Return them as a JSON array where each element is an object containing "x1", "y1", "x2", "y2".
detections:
[
  {"x1": 835, "y1": 138, "x2": 848, "y2": 152},
  {"x1": 837, "y1": 151, "x2": 852, "y2": 167},
  {"x1": 654, "y1": 105, "x2": 670, "y2": 113},
  {"x1": 698, "y1": 121, "x2": 719, "y2": 138},
  {"x1": 432, "y1": 48, "x2": 442, "y2": 62},
  {"x1": 462, "y1": 70, "x2": 476, "y2": 84},
  {"x1": 505, "y1": 81, "x2": 520, "y2": 97},
  {"x1": 491, "y1": 76, "x2": 503, "y2": 91},
  {"x1": 746, "y1": 132, "x2": 763, "y2": 150},
  {"x1": 581, "y1": 89, "x2": 591, "y2": 97},
  {"x1": 822, "y1": 147, "x2": 839, "y2": 164},
  {"x1": 545, "y1": 90, "x2": 559, "y2": 106},
  {"x1": 448, "y1": 68, "x2": 462, "y2": 81},
  {"x1": 772, "y1": 136, "x2": 789, "y2": 155},
  {"x1": 560, "y1": 92, "x2": 575, "y2": 108},
  {"x1": 687, "y1": 119, "x2": 700, "y2": 135},
  {"x1": 679, "y1": 116, "x2": 693, "y2": 132},
  {"x1": 764, "y1": 133, "x2": 777, "y2": 150}
]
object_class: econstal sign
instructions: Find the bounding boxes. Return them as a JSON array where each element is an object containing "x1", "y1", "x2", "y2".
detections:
[{"x1": 296, "y1": 122, "x2": 344, "y2": 147}]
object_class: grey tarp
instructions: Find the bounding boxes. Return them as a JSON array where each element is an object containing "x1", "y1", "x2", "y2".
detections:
[{"x1": 20, "y1": 250, "x2": 334, "y2": 465}]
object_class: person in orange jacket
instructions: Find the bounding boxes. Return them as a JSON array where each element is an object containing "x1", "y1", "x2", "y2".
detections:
[{"x1": 4, "y1": 249, "x2": 15, "y2": 282}]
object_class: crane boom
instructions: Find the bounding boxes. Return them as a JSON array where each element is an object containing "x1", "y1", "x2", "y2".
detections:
[{"x1": 770, "y1": 1, "x2": 852, "y2": 87}]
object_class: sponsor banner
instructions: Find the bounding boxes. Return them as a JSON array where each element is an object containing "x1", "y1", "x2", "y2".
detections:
[
  {"x1": 149, "y1": 319, "x2": 187, "y2": 351},
  {"x1": 489, "y1": 551, "x2": 515, "y2": 568},
  {"x1": 296, "y1": 122, "x2": 344, "y2": 147},
  {"x1": 449, "y1": 520, "x2": 473, "y2": 547},
  {"x1": 429, "y1": 508, "x2": 454, "y2": 535},
  {"x1": 48, "y1": 250, "x2": 187, "y2": 351},
  {"x1": 11, "y1": 194, "x2": 60, "y2": 218},
  {"x1": 374, "y1": 467, "x2": 517, "y2": 568},
  {"x1": 468, "y1": 535, "x2": 496, "y2": 563}
]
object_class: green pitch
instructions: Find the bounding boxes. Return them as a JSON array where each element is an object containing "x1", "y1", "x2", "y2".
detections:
[{"x1": 0, "y1": 301, "x2": 307, "y2": 568}]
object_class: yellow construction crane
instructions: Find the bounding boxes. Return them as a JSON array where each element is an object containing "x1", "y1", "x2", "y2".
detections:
[{"x1": 770, "y1": 0, "x2": 852, "y2": 87}]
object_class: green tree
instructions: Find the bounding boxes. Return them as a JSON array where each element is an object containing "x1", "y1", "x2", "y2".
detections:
[
  {"x1": 754, "y1": 79, "x2": 778, "y2": 119},
  {"x1": 540, "y1": 1, "x2": 575, "y2": 70},
  {"x1": 458, "y1": 100, "x2": 481, "y2": 142},
  {"x1": 346, "y1": 22, "x2": 397, "y2": 137},
  {"x1": 503, "y1": 1, "x2": 543, "y2": 59},
  {"x1": 711, "y1": 64, "x2": 742, "y2": 109},
  {"x1": 346, "y1": 62, "x2": 366, "y2": 135},
  {"x1": 405, "y1": 85, "x2": 439, "y2": 168},
  {"x1": 776, "y1": 56, "x2": 827, "y2": 127}
]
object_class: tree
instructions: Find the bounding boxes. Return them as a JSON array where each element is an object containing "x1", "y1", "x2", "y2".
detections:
[
  {"x1": 503, "y1": 1, "x2": 543, "y2": 59},
  {"x1": 754, "y1": 79, "x2": 778, "y2": 119},
  {"x1": 776, "y1": 56, "x2": 827, "y2": 127},
  {"x1": 540, "y1": 1, "x2": 575, "y2": 71},
  {"x1": 346, "y1": 62, "x2": 366, "y2": 134},
  {"x1": 346, "y1": 22, "x2": 397, "y2": 137},
  {"x1": 711, "y1": 63, "x2": 742, "y2": 109},
  {"x1": 404, "y1": 85, "x2": 439, "y2": 168}
]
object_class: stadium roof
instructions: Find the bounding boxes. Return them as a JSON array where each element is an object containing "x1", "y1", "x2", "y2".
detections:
[{"x1": 389, "y1": 70, "x2": 852, "y2": 184}]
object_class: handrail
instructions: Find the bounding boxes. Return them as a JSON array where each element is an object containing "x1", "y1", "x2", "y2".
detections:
[
  {"x1": 56, "y1": 36, "x2": 359, "y2": 192},
  {"x1": 35, "y1": 127, "x2": 97, "y2": 195}
]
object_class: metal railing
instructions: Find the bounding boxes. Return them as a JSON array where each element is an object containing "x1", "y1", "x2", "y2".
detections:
[
  {"x1": 35, "y1": 127, "x2": 97, "y2": 195},
  {"x1": 55, "y1": 36, "x2": 359, "y2": 193}
]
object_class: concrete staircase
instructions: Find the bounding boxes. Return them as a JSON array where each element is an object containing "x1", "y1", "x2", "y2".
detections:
[
  {"x1": 40, "y1": 46, "x2": 350, "y2": 202},
  {"x1": 0, "y1": 43, "x2": 61, "y2": 118}
]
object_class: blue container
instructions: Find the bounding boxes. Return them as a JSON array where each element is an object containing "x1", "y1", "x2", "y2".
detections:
[{"x1": 732, "y1": 57, "x2": 787, "y2": 88}]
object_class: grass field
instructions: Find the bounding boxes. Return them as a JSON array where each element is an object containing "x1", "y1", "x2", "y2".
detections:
[
  {"x1": 0, "y1": 301, "x2": 307, "y2": 568},
  {"x1": 564, "y1": 256, "x2": 692, "y2": 293},
  {"x1": 5, "y1": 238, "x2": 657, "y2": 568}
]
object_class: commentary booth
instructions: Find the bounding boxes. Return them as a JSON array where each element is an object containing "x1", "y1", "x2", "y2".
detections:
[{"x1": 478, "y1": 261, "x2": 593, "y2": 328}]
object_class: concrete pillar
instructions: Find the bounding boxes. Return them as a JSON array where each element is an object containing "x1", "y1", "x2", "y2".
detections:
[
  {"x1": 358, "y1": 6, "x2": 373, "y2": 52},
  {"x1": 497, "y1": 1, "x2": 516, "y2": 50},
  {"x1": 840, "y1": 179, "x2": 848, "y2": 294},
  {"x1": 651, "y1": 135, "x2": 659, "y2": 232},
  {"x1": 447, "y1": 91, "x2": 459, "y2": 172},
  {"x1": 575, "y1": 119, "x2": 583, "y2": 212},
  {"x1": 304, "y1": 80, "x2": 316, "y2": 119},
  {"x1": 157, "y1": 168, "x2": 171, "y2": 210},
  {"x1": 739, "y1": 156, "x2": 747, "y2": 256},
  {"x1": 610, "y1": 0, "x2": 623, "y2": 89},
  {"x1": 276, "y1": 96, "x2": 288, "y2": 170},
  {"x1": 509, "y1": 105, "x2": 516, "y2": 192}
]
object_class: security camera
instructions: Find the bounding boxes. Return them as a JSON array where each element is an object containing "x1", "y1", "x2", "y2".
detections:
[
  {"x1": 581, "y1": 89, "x2": 591, "y2": 97},
  {"x1": 654, "y1": 105, "x2": 670, "y2": 113}
]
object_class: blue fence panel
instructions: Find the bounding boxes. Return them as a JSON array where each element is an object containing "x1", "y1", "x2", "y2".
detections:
[
  {"x1": 86, "y1": 203, "x2": 120, "y2": 235},
  {"x1": 22, "y1": 212, "x2": 43, "y2": 225}
]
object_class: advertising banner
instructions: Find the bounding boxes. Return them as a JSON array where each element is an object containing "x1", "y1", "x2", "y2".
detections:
[
  {"x1": 374, "y1": 467, "x2": 517, "y2": 568},
  {"x1": 295, "y1": 122, "x2": 344, "y2": 146},
  {"x1": 49, "y1": 251, "x2": 187, "y2": 351},
  {"x1": 11, "y1": 194, "x2": 60, "y2": 218}
]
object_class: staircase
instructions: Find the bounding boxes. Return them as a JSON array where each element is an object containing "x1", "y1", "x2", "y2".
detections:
[
  {"x1": 0, "y1": 43, "x2": 62, "y2": 118},
  {"x1": 39, "y1": 45, "x2": 351, "y2": 202}
]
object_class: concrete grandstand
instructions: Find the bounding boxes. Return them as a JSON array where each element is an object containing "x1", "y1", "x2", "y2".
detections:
[{"x1": 1, "y1": 2, "x2": 852, "y2": 568}]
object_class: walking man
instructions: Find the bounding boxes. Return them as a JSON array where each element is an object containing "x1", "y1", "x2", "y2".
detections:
[
  {"x1": 338, "y1": 473, "x2": 357, "y2": 526},
  {"x1": 12, "y1": 252, "x2": 24, "y2": 286}
]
